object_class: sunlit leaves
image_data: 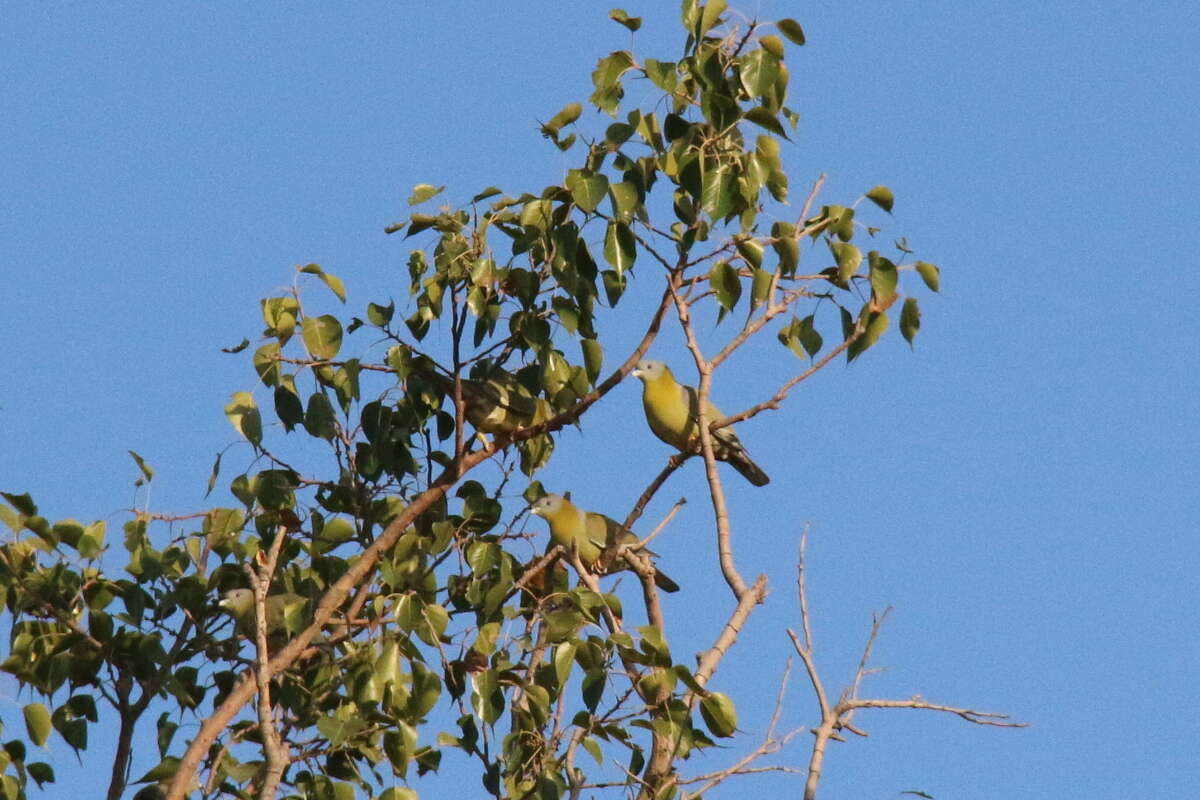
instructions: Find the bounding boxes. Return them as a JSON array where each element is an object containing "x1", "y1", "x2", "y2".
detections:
[
  {"x1": 302, "y1": 315, "x2": 344, "y2": 360},
  {"x1": 609, "y1": 8, "x2": 642, "y2": 32},
  {"x1": 915, "y1": 260, "x2": 941, "y2": 292},
  {"x1": 0, "y1": 11, "x2": 951, "y2": 800},
  {"x1": 847, "y1": 309, "x2": 890, "y2": 362},
  {"x1": 735, "y1": 238, "x2": 764, "y2": 269},
  {"x1": 581, "y1": 338, "x2": 603, "y2": 384},
  {"x1": 566, "y1": 170, "x2": 609, "y2": 213},
  {"x1": 709, "y1": 261, "x2": 741, "y2": 317},
  {"x1": 608, "y1": 181, "x2": 639, "y2": 220},
  {"x1": 744, "y1": 106, "x2": 789, "y2": 138},
  {"x1": 298, "y1": 264, "x2": 347, "y2": 303},
  {"x1": 407, "y1": 183, "x2": 445, "y2": 206},
  {"x1": 699, "y1": 691, "x2": 738, "y2": 737},
  {"x1": 750, "y1": 267, "x2": 771, "y2": 309},
  {"x1": 867, "y1": 250, "x2": 899, "y2": 306},
  {"x1": 590, "y1": 51, "x2": 635, "y2": 115},
  {"x1": 253, "y1": 342, "x2": 281, "y2": 386},
  {"x1": 697, "y1": 0, "x2": 727, "y2": 37},
  {"x1": 865, "y1": 185, "x2": 894, "y2": 213},
  {"x1": 127, "y1": 451, "x2": 155, "y2": 486},
  {"x1": 603, "y1": 220, "x2": 636, "y2": 274},
  {"x1": 739, "y1": 49, "x2": 780, "y2": 98},
  {"x1": 644, "y1": 59, "x2": 678, "y2": 93},
  {"x1": 261, "y1": 296, "x2": 299, "y2": 342},
  {"x1": 830, "y1": 241, "x2": 862, "y2": 286},
  {"x1": 778, "y1": 315, "x2": 822, "y2": 358},
  {"x1": 771, "y1": 221, "x2": 799, "y2": 275},
  {"x1": 542, "y1": 102, "x2": 582, "y2": 149},
  {"x1": 223, "y1": 392, "x2": 262, "y2": 447},
  {"x1": 23, "y1": 703, "x2": 51, "y2": 747},
  {"x1": 777, "y1": 18, "x2": 806, "y2": 45}
]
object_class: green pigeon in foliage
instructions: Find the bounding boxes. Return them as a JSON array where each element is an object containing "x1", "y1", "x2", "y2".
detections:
[
  {"x1": 530, "y1": 493, "x2": 679, "y2": 593},
  {"x1": 410, "y1": 359, "x2": 542, "y2": 436},
  {"x1": 631, "y1": 359, "x2": 770, "y2": 486},
  {"x1": 218, "y1": 588, "x2": 307, "y2": 637}
]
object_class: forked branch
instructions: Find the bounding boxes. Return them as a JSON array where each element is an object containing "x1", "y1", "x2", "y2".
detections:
[{"x1": 789, "y1": 528, "x2": 1025, "y2": 800}]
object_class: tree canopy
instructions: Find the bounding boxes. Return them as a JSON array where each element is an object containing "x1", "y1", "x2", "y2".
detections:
[{"x1": 0, "y1": 6, "x2": 1008, "y2": 800}]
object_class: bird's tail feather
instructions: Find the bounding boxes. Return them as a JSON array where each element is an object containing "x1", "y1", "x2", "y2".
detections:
[
  {"x1": 729, "y1": 452, "x2": 770, "y2": 486},
  {"x1": 654, "y1": 570, "x2": 681, "y2": 593}
]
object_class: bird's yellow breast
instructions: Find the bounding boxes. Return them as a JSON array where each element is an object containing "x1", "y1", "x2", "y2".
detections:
[{"x1": 642, "y1": 371, "x2": 694, "y2": 450}]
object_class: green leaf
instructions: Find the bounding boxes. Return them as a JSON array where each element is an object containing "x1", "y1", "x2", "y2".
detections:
[
  {"x1": 609, "y1": 8, "x2": 642, "y2": 31},
  {"x1": 252, "y1": 342, "x2": 282, "y2": 387},
  {"x1": 830, "y1": 241, "x2": 862, "y2": 285},
  {"x1": 407, "y1": 183, "x2": 445, "y2": 206},
  {"x1": 739, "y1": 48, "x2": 780, "y2": 97},
  {"x1": 709, "y1": 261, "x2": 742, "y2": 314},
  {"x1": 261, "y1": 296, "x2": 299, "y2": 341},
  {"x1": 543, "y1": 102, "x2": 582, "y2": 136},
  {"x1": 868, "y1": 251, "x2": 899, "y2": 305},
  {"x1": 799, "y1": 314, "x2": 823, "y2": 357},
  {"x1": 914, "y1": 261, "x2": 941, "y2": 292},
  {"x1": 1, "y1": 491, "x2": 37, "y2": 516},
  {"x1": 743, "y1": 106, "x2": 789, "y2": 138},
  {"x1": 777, "y1": 18, "x2": 806, "y2": 45},
  {"x1": 900, "y1": 297, "x2": 921, "y2": 346},
  {"x1": 23, "y1": 703, "x2": 51, "y2": 747},
  {"x1": 735, "y1": 238, "x2": 764, "y2": 269},
  {"x1": 223, "y1": 392, "x2": 262, "y2": 447},
  {"x1": 699, "y1": 692, "x2": 738, "y2": 738},
  {"x1": 27, "y1": 762, "x2": 54, "y2": 789},
  {"x1": 644, "y1": 59, "x2": 677, "y2": 93},
  {"x1": 603, "y1": 220, "x2": 636, "y2": 275},
  {"x1": 581, "y1": 339, "x2": 604, "y2": 385},
  {"x1": 204, "y1": 452, "x2": 222, "y2": 498},
  {"x1": 602, "y1": 270, "x2": 627, "y2": 306},
  {"x1": 759, "y1": 34, "x2": 784, "y2": 58},
  {"x1": 700, "y1": 165, "x2": 736, "y2": 220},
  {"x1": 750, "y1": 267, "x2": 772, "y2": 309},
  {"x1": 304, "y1": 393, "x2": 337, "y2": 440},
  {"x1": 865, "y1": 185, "x2": 894, "y2": 213},
  {"x1": 567, "y1": 171, "x2": 609, "y2": 213},
  {"x1": 848, "y1": 310, "x2": 889, "y2": 362},
  {"x1": 273, "y1": 385, "x2": 304, "y2": 432},
  {"x1": 590, "y1": 51, "x2": 635, "y2": 115},
  {"x1": 771, "y1": 221, "x2": 798, "y2": 275},
  {"x1": 697, "y1": 0, "x2": 727, "y2": 36},
  {"x1": 700, "y1": 88, "x2": 738, "y2": 129},
  {"x1": 298, "y1": 263, "x2": 347, "y2": 302},
  {"x1": 221, "y1": 338, "x2": 250, "y2": 354},
  {"x1": 77, "y1": 521, "x2": 104, "y2": 559},
  {"x1": 127, "y1": 450, "x2": 155, "y2": 485},
  {"x1": 472, "y1": 186, "x2": 502, "y2": 203},
  {"x1": 608, "y1": 181, "x2": 639, "y2": 219},
  {"x1": 554, "y1": 642, "x2": 578, "y2": 687},
  {"x1": 302, "y1": 315, "x2": 343, "y2": 360},
  {"x1": 378, "y1": 789, "x2": 418, "y2": 800},
  {"x1": 156, "y1": 713, "x2": 178, "y2": 760}
]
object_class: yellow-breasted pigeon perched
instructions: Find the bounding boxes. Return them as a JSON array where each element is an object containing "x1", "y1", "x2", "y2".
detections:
[
  {"x1": 218, "y1": 588, "x2": 307, "y2": 637},
  {"x1": 410, "y1": 359, "x2": 541, "y2": 436},
  {"x1": 631, "y1": 360, "x2": 769, "y2": 486},
  {"x1": 530, "y1": 494, "x2": 679, "y2": 593}
]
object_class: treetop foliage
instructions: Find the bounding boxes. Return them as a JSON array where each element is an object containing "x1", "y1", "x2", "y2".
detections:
[{"x1": 1, "y1": 4, "x2": 944, "y2": 799}]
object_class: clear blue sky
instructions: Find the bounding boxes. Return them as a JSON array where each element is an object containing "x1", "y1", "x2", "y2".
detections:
[{"x1": 3, "y1": 2, "x2": 1197, "y2": 798}]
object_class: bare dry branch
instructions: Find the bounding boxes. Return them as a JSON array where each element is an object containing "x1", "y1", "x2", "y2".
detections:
[{"x1": 791, "y1": 530, "x2": 1025, "y2": 800}]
